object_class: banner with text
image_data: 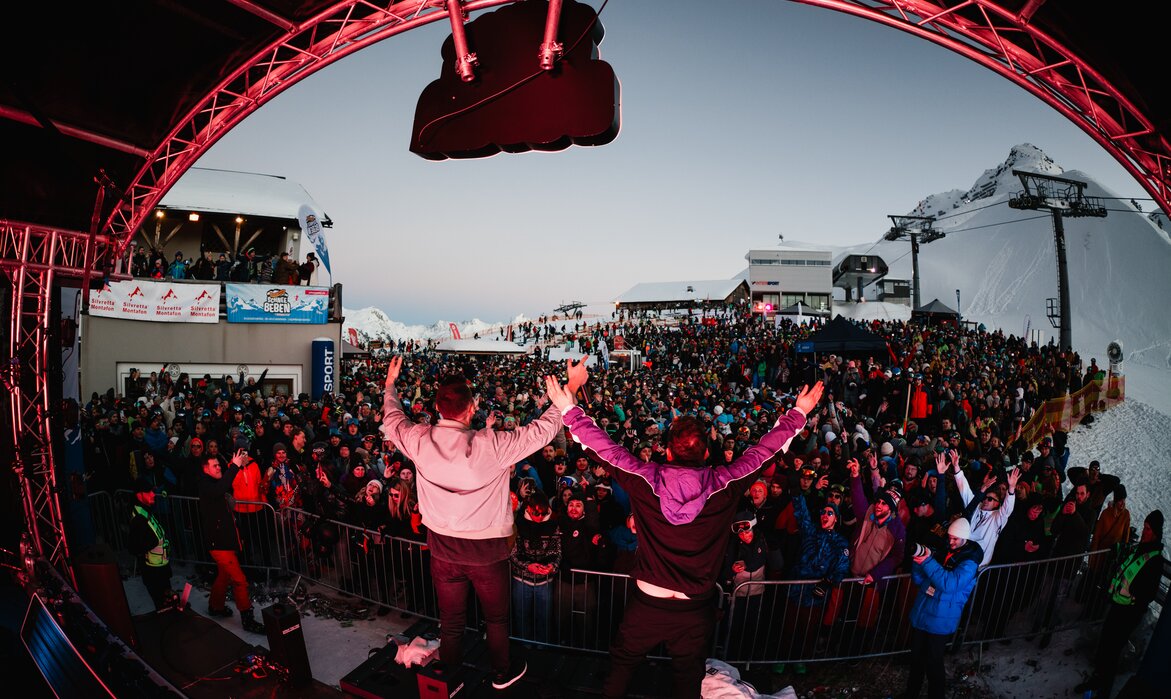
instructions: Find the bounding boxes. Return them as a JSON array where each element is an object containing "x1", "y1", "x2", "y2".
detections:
[
  {"x1": 226, "y1": 284, "x2": 330, "y2": 324},
  {"x1": 88, "y1": 280, "x2": 220, "y2": 323}
]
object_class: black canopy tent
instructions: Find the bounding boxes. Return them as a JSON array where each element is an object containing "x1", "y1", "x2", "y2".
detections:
[
  {"x1": 797, "y1": 315, "x2": 889, "y2": 355},
  {"x1": 912, "y1": 298, "x2": 960, "y2": 326}
]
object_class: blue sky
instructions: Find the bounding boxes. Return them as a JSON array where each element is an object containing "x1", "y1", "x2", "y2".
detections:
[{"x1": 195, "y1": 1, "x2": 1145, "y2": 325}]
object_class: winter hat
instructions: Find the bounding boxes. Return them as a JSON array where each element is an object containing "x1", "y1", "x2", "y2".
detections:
[
  {"x1": 366, "y1": 479, "x2": 384, "y2": 492},
  {"x1": 234, "y1": 435, "x2": 251, "y2": 451},
  {"x1": 353, "y1": 447, "x2": 370, "y2": 464},
  {"x1": 879, "y1": 488, "x2": 902, "y2": 513},
  {"x1": 825, "y1": 431, "x2": 837, "y2": 444},
  {"x1": 1145, "y1": 510, "x2": 1164, "y2": 539},
  {"x1": 821, "y1": 502, "x2": 840, "y2": 520},
  {"x1": 947, "y1": 517, "x2": 972, "y2": 541},
  {"x1": 1113, "y1": 484, "x2": 1127, "y2": 501},
  {"x1": 273, "y1": 442, "x2": 288, "y2": 454},
  {"x1": 312, "y1": 441, "x2": 328, "y2": 455},
  {"x1": 713, "y1": 405, "x2": 724, "y2": 416},
  {"x1": 880, "y1": 442, "x2": 894, "y2": 456}
]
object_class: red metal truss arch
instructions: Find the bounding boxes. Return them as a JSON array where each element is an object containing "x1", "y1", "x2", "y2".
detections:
[
  {"x1": 797, "y1": 0, "x2": 1170, "y2": 207},
  {"x1": 102, "y1": 0, "x2": 517, "y2": 261}
]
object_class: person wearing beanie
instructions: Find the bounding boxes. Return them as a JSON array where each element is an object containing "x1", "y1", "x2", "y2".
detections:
[
  {"x1": 902, "y1": 513, "x2": 983, "y2": 699},
  {"x1": 1088, "y1": 484, "x2": 1131, "y2": 575},
  {"x1": 229, "y1": 437, "x2": 270, "y2": 568},
  {"x1": 510, "y1": 492, "x2": 560, "y2": 643},
  {"x1": 837, "y1": 456, "x2": 907, "y2": 634},
  {"x1": 548, "y1": 368, "x2": 824, "y2": 699},
  {"x1": 1076, "y1": 510, "x2": 1166, "y2": 697},
  {"x1": 127, "y1": 479, "x2": 180, "y2": 612}
]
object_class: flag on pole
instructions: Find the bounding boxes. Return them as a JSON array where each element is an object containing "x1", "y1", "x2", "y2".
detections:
[{"x1": 297, "y1": 204, "x2": 332, "y2": 285}]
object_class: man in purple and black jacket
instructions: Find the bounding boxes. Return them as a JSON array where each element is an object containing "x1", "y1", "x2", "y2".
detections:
[{"x1": 545, "y1": 373, "x2": 823, "y2": 699}]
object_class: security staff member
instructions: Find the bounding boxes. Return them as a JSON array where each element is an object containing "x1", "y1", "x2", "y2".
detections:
[
  {"x1": 128, "y1": 479, "x2": 178, "y2": 611},
  {"x1": 1076, "y1": 509, "x2": 1165, "y2": 697}
]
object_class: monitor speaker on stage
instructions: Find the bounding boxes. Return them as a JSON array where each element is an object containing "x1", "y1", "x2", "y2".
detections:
[
  {"x1": 417, "y1": 660, "x2": 467, "y2": 699},
  {"x1": 261, "y1": 602, "x2": 312, "y2": 687},
  {"x1": 73, "y1": 543, "x2": 136, "y2": 647}
]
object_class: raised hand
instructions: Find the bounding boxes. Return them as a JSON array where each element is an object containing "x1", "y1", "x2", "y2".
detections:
[
  {"x1": 384, "y1": 356, "x2": 403, "y2": 388},
  {"x1": 846, "y1": 458, "x2": 860, "y2": 478},
  {"x1": 794, "y1": 382, "x2": 825, "y2": 415},
  {"x1": 544, "y1": 376, "x2": 576, "y2": 411},
  {"x1": 566, "y1": 358, "x2": 590, "y2": 392},
  {"x1": 981, "y1": 470, "x2": 998, "y2": 492},
  {"x1": 1006, "y1": 467, "x2": 1022, "y2": 490},
  {"x1": 935, "y1": 451, "x2": 949, "y2": 475}
]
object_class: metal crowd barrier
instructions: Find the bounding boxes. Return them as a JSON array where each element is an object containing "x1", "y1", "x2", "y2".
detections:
[
  {"x1": 90, "y1": 492, "x2": 1146, "y2": 666},
  {"x1": 91, "y1": 490, "x2": 284, "y2": 585},
  {"x1": 719, "y1": 549, "x2": 1114, "y2": 665}
]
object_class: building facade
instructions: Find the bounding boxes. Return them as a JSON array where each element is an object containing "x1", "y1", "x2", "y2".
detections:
[{"x1": 744, "y1": 246, "x2": 833, "y2": 313}]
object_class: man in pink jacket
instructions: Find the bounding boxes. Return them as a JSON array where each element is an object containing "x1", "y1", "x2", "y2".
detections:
[{"x1": 381, "y1": 356, "x2": 583, "y2": 690}]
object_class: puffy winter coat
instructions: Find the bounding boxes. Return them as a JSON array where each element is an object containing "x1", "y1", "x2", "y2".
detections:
[
  {"x1": 789, "y1": 494, "x2": 850, "y2": 607},
  {"x1": 909, "y1": 540, "x2": 983, "y2": 634}
]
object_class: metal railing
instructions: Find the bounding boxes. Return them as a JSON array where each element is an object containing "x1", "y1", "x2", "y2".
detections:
[
  {"x1": 91, "y1": 492, "x2": 1158, "y2": 666},
  {"x1": 90, "y1": 490, "x2": 285, "y2": 584},
  {"x1": 718, "y1": 550, "x2": 1114, "y2": 665}
]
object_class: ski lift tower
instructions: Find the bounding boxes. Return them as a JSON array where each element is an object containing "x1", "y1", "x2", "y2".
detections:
[
  {"x1": 884, "y1": 215, "x2": 943, "y2": 310},
  {"x1": 1008, "y1": 170, "x2": 1106, "y2": 352}
]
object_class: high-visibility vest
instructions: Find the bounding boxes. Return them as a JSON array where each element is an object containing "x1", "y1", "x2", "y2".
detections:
[
  {"x1": 1108, "y1": 548, "x2": 1158, "y2": 606},
  {"x1": 134, "y1": 505, "x2": 170, "y2": 567}
]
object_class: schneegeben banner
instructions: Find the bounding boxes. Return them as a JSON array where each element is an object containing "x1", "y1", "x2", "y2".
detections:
[{"x1": 226, "y1": 284, "x2": 329, "y2": 324}]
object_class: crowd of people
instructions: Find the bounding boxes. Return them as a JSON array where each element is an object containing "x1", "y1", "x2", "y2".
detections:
[
  {"x1": 78, "y1": 309, "x2": 1164, "y2": 698},
  {"x1": 125, "y1": 244, "x2": 320, "y2": 285}
]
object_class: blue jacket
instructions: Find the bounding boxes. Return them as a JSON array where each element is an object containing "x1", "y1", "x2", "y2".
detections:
[
  {"x1": 789, "y1": 494, "x2": 850, "y2": 606},
  {"x1": 909, "y1": 540, "x2": 983, "y2": 634}
]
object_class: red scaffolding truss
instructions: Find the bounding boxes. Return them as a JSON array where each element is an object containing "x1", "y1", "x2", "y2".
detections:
[{"x1": 1, "y1": 0, "x2": 1168, "y2": 581}]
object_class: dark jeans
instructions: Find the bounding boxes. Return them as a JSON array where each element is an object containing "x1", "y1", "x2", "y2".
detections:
[
  {"x1": 431, "y1": 556, "x2": 510, "y2": 675},
  {"x1": 603, "y1": 587, "x2": 716, "y2": 699},
  {"x1": 904, "y1": 627, "x2": 947, "y2": 699},
  {"x1": 141, "y1": 563, "x2": 174, "y2": 610},
  {"x1": 1090, "y1": 602, "x2": 1146, "y2": 695}
]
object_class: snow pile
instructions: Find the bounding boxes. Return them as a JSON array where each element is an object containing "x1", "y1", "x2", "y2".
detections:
[{"x1": 343, "y1": 306, "x2": 533, "y2": 344}]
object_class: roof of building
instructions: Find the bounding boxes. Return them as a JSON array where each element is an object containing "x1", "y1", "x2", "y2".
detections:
[
  {"x1": 615, "y1": 279, "x2": 748, "y2": 304},
  {"x1": 158, "y1": 167, "x2": 331, "y2": 223},
  {"x1": 434, "y1": 339, "x2": 527, "y2": 354}
]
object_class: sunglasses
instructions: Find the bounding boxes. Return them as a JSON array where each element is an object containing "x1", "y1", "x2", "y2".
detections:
[
  {"x1": 821, "y1": 509, "x2": 837, "y2": 517},
  {"x1": 984, "y1": 496, "x2": 1001, "y2": 504},
  {"x1": 827, "y1": 492, "x2": 842, "y2": 500}
]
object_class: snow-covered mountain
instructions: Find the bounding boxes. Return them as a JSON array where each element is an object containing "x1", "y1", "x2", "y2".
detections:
[
  {"x1": 343, "y1": 306, "x2": 534, "y2": 344},
  {"x1": 840, "y1": 144, "x2": 1171, "y2": 406}
]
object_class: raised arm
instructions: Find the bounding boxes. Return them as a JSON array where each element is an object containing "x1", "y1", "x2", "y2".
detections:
[{"x1": 379, "y1": 356, "x2": 426, "y2": 457}]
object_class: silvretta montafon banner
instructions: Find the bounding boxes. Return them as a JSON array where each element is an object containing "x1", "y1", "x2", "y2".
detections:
[{"x1": 88, "y1": 280, "x2": 220, "y2": 323}]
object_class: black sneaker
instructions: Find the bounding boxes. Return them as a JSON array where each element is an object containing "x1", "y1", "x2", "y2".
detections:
[
  {"x1": 208, "y1": 605, "x2": 233, "y2": 618},
  {"x1": 491, "y1": 659, "x2": 527, "y2": 690}
]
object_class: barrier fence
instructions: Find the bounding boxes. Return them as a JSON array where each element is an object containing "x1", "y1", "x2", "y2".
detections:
[
  {"x1": 1020, "y1": 375, "x2": 1125, "y2": 446},
  {"x1": 93, "y1": 492, "x2": 1160, "y2": 666}
]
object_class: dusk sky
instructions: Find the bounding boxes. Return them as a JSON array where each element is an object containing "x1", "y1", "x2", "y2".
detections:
[{"x1": 194, "y1": 1, "x2": 1146, "y2": 325}]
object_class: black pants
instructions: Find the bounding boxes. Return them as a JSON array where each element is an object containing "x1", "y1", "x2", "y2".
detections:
[
  {"x1": 904, "y1": 627, "x2": 947, "y2": 699},
  {"x1": 603, "y1": 587, "x2": 715, "y2": 699},
  {"x1": 1090, "y1": 602, "x2": 1146, "y2": 695},
  {"x1": 141, "y1": 562, "x2": 174, "y2": 610}
]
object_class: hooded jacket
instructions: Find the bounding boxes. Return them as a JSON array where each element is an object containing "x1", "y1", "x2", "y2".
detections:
[
  {"x1": 562, "y1": 404, "x2": 807, "y2": 597},
  {"x1": 909, "y1": 539, "x2": 983, "y2": 634}
]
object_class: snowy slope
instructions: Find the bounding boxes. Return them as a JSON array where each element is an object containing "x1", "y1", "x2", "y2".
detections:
[{"x1": 843, "y1": 144, "x2": 1171, "y2": 411}]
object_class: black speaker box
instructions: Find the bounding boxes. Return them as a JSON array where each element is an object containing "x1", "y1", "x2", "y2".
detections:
[
  {"x1": 261, "y1": 602, "x2": 312, "y2": 686},
  {"x1": 73, "y1": 543, "x2": 137, "y2": 647}
]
